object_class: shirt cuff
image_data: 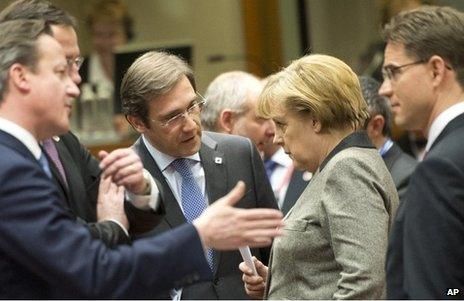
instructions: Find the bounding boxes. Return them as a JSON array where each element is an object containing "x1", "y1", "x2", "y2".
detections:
[
  {"x1": 126, "y1": 169, "x2": 160, "y2": 211},
  {"x1": 105, "y1": 218, "x2": 129, "y2": 236}
]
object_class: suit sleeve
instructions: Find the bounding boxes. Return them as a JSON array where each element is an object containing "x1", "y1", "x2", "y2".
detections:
[
  {"x1": 61, "y1": 132, "x2": 132, "y2": 247},
  {"x1": 0, "y1": 155, "x2": 212, "y2": 298},
  {"x1": 248, "y1": 140, "x2": 279, "y2": 264},
  {"x1": 402, "y1": 157, "x2": 464, "y2": 299},
  {"x1": 323, "y1": 157, "x2": 389, "y2": 299},
  {"x1": 80, "y1": 219, "x2": 131, "y2": 247}
]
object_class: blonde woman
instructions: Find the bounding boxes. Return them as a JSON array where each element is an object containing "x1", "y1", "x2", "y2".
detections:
[{"x1": 240, "y1": 54, "x2": 399, "y2": 299}]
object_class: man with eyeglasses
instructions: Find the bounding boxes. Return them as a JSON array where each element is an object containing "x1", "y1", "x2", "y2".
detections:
[
  {"x1": 121, "y1": 51, "x2": 278, "y2": 300},
  {"x1": 379, "y1": 6, "x2": 464, "y2": 299},
  {"x1": 0, "y1": 0, "x2": 155, "y2": 247}
]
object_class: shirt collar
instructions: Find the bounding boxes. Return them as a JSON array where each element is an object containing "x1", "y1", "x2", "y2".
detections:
[
  {"x1": 142, "y1": 134, "x2": 200, "y2": 171},
  {"x1": 426, "y1": 101, "x2": 464, "y2": 152},
  {"x1": 269, "y1": 147, "x2": 292, "y2": 167},
  {"x1": 0, "y1": 117, "x2": 42, "y2": 159}
]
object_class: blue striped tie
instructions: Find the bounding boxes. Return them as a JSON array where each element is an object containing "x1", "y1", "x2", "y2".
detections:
[
  {"x1": 171, "y1": 158, "x2": 214, "y2": 270},
  {"x1": 38, "y1": 152, "x2": 52, "y2": 179}
]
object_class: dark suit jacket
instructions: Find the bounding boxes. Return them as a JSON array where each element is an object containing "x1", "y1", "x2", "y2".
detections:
[
  {"x1": 382, "y1": 143, "x2": 417, "y2": 202},
  {"x1": 128, "y1": 131, "x2": 278, "y2": 299},
  {"x1": 281, "y1": 169, "x2": 309, "y2": 215},
  {"x1": 49, "y1": 132, "x2": 129, "y2": 246},
  {"x1": 387, "y1": 113, "x2": 464, "y2": 299},
  {"x1": 0, "y1": 129, "x2": 212, "y2": 299}
]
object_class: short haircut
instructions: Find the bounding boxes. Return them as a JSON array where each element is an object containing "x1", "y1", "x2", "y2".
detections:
[
  {"x1": 87, "y1": 0, "x2": 134, "y2": 41},
  {"x1": 258, "y1": 54, "x2": 369, "y2": 132},
  {"x1": 0, "y1": 19, "x2": 51, "y2": 102},
  {"x1": 201, "y1": 71, "x2": 262, "y2": 131},
  {"x1": 121, "y1": 51, "x2": 195, "y2": 127},
  {"x1": 359, "y1": 76, "x2": 392, "y2": 137},
  {"x1": 0, "y1": 0, "x2": 76, "y2": 27},
  {"x1": 382, "y1": 5, "x2": 464, "y2": 87}
]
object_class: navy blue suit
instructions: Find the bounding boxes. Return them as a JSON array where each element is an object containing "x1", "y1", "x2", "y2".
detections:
[
  {"x1": 0, "y1": 130, "x2": 211, "y2": 299},
  {"x1": 387, "y1": 114, "x2": 464, "y2": 299}
]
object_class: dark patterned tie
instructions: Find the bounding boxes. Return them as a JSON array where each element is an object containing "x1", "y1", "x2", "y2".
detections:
[
  {"x1": 171, "y1": 158, "x2": 214, "y2": 270},
  {"x1": 42, "y1": 138, "x2": 68, "y2": 188}
]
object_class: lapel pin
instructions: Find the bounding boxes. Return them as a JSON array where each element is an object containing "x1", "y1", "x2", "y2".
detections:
[
  {"x1": 52, "y1": 135, "x2": 60, "y2": 142},
  {"x1": 303, "y1": 171, "x2": 312, "y2": 181},
  {"x1": 214, "y1": 157, "x2": 223, "y2": 164}
]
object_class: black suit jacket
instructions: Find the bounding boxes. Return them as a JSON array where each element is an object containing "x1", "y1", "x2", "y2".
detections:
[
  {"x1": 382, "y1": 143, "x2": 417, "y2": 202},
  {"x1": 49, "y1": 132, "x2": 129, "y2": 246},
  {"x1": 0, "y1": 129, "x2": 212, "y2": 299},
  {"x1": 387, "y1": 113, "x2": 464, "y2": 299},
  {"x1": 127, "y1": 131, "x2": 278, "y2": 299},
  {"x1": 280, "y1": 169, "x2": 309, "y2": 215}
]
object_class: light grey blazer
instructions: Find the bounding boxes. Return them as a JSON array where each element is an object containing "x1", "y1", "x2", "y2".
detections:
[{"x1": 265, "y1": 134, "x2": 399, "y2": 299}]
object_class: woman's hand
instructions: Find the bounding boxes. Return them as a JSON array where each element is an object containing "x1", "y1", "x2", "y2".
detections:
[{"x1": 239, "y1": 256, "x2": 268, "y2": 299}]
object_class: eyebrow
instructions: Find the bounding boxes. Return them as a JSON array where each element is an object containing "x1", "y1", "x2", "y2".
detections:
[{"x1": 159, "y1": 97, "x2": 198, "y2": 120}]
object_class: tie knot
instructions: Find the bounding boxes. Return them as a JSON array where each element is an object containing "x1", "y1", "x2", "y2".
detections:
[{"x1": 171, "y1": 158, "x2": 193, "y2": 178}]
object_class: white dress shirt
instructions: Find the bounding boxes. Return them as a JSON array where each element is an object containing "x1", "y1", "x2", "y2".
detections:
[
  {"x1": 268, "y1": 147, "x2": 294, "y2": 209},
  {"x1": 0, "y1": 117, "x2": 42, "y2": 160},
  {"x1": 425, "y1": 101, "x2": 464, "y2": 152}
]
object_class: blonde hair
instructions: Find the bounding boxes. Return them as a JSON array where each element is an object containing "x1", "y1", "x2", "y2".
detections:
[{"x1": 258, "y1": 54, "x2": 369, "y2": 131}]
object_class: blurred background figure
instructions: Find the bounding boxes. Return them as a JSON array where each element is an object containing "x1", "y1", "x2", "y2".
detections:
[
  {"x1": 261, "y1": 138, "x2": 309, "y2": 215},
  {"x1": 80, "y1": 0, "x2": 133, "y2": 136},
  {"x1": 359, "y1": 76, "x2": 417, "y2": 202},
  {"x1": 201, "y1": 71, "x2": 308, "y2": 214},
  {"x1": 201, "y1": 71, "x2": 274, "y2": 154},
  {"x1": 240, "y1": 54, "x2": 398, "y2": 299},
  {"x1": 358, "y1": 0, "x2": 424, "y2": 81}
]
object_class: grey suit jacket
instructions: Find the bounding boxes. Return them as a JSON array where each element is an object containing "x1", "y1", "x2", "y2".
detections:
[
  {"x1": 382, "y1": 143, "x2": 417, "y2": 202},
  {"x1": 265, "y1": 132, "x2": 399, "y2": 299},
  {"x1": 128, "y1": 131, "x2": 278, "y2": 299}
]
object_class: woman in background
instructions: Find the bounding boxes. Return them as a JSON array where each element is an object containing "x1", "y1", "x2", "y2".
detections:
[
  {"x1": 81, "y1": 0, "x2": 133, "y2": 135},
  {"x1": 240, "y1": 54, "x2": 399, "y2": 299}
]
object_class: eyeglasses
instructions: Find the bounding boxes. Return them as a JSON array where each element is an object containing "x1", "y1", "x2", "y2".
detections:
[
  {"x1": 66, "y1": 56, "x2": 84, "y2": 71},
  {"x1": 151, "y1": 94, "x2": 206, "y2": 128},
  {"x1": 381, "y1": 60, "x2": 424, "y2": 81}
]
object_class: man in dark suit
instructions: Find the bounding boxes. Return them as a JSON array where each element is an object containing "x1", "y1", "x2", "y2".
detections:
[
  {"x1": 378, "y1": 6, "x2": 464, "y2": 299},
  {"x1": 359, "y1": 76, "x2": 417, "y2": 202},
  {"x1": 122, "y1": 53, "x2": 279, "y2": 299},
  {"x1": 201, "y1": 71, "x2": 308, "y2": 215},
  {"x1": 0, "y1": 19, "x2": 284, "y2": 299},
  {"x1": 0, "y1": 0, "x2": 156, "y2": 247}
]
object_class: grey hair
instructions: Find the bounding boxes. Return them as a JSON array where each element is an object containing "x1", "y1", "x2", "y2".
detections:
[
  {"x1": 0, "y1": 0, "x2": 77, "y2": 28},
  {"x1": 359, "y1": 76, "x2": 392, "y2": 137},
  {"x1": 201, "y1": 71, "x2": 262, "y2": 131},
  {"x1": 0, "y1": 19, "x2": 51, "y2": 102}
]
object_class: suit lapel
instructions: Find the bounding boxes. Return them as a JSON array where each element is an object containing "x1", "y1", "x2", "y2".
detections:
[
  {"x1": 199, "y1": 134, "x2": 228, "y2": 205},
  {"x1": 133, "y1": 138, "x2": 186, "y2": 228},
  {"x1": 199, "y1": 133, "x2": 229, "y2": 274},
  {"x1": 382, "y1": 143, "x2": 402, "y2": 171}
]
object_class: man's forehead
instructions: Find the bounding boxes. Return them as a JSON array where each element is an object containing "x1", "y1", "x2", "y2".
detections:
[
  {"x1": 50, "y1": 24, "x2": 80, "y2": 57},
  {"x1": 384, "y1": 42, "x2": 415, "y2": 64},
  {"x1": 37, "y1": 34, "x2": 66, "y2": 62}
]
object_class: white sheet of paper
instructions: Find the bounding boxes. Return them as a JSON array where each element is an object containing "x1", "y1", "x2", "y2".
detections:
[{"x1": 239, "y1": 246, "x2": 257, "y2": 275}]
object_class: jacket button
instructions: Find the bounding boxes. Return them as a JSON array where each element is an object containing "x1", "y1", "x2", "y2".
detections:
[{"x1": 213, "y1": 278, "x2": 220, "y2": 285}]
